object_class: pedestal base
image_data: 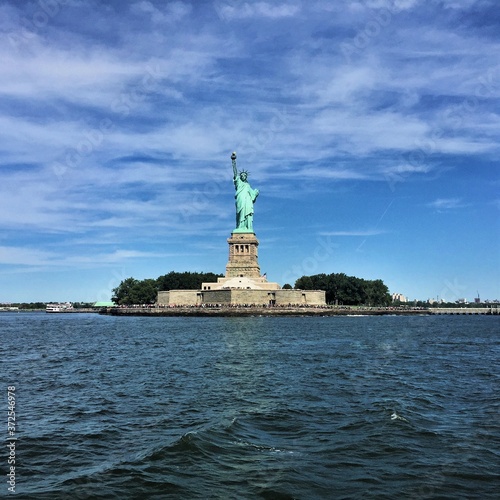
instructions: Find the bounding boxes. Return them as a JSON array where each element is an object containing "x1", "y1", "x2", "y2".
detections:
[{"x1": 225, "y1": 232, "x2": 261, "y2": 278}]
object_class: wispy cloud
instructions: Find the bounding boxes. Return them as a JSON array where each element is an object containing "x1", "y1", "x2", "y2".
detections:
[
  {"x1": 130, "y1": 1, "x2": 192, "y2": 24},
  {"x1": 216, "y1": 1, "x2": 301, "y2": 20},
  {"x1": 0, "y1": 246, "x2": 181, "y2": 268},
  {"x1": 426, "y1": 198, "x2": 468, "y2": 210},
  {"x1": 0, "y1": 246, "x2": 58, "y2": 266}
]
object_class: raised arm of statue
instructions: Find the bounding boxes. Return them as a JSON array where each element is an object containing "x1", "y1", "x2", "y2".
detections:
[{"x1": 231, "y1": 152, "x2": 238, "y2": 179}]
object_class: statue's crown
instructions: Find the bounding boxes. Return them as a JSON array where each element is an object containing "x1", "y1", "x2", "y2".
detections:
[{"x1": 239, "y1": 169, "x2": 249, "y2": 176}]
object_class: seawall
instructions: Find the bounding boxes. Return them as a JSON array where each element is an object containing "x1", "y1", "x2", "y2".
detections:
[
  {"x1": 100, "y1": 306, "x2": 432, "y2": 317},
  {"x1": 428, "y1": 307, "x2": 499, "y2": 315}
]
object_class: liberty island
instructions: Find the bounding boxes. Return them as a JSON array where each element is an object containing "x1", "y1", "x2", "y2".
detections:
[
  {"x1": 156, "y1": 152, "x2": 326, "y2": 307},
  {"x1": 102, "y1": 153, "x2": 499, "y2": 315}
]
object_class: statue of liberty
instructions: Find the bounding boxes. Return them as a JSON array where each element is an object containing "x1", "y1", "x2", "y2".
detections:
[{"x1": 231, "y1": 152, "x2": 259, "y2": 233}]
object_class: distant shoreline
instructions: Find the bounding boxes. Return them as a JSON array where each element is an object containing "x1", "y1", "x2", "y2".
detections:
[{"x1": 0, "y1": 308, "x2": 96, "y2": 313}]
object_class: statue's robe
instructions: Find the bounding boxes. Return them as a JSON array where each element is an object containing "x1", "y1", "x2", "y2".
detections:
[{"x1": 234, "y1": 176, "x2": 258, "y2": 229}]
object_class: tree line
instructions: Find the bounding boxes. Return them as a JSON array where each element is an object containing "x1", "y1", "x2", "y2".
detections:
[
  {"x1": 111, "y1": 271, "x2": 223, "y2": 305},
  {"x1": 295, "y1": 273, "x2": 391, "y2": 306}
]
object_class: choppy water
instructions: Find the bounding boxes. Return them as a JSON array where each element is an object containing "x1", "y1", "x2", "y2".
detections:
[{"x1": 1, "y1": 313, "x2": 499, "y2": 499}]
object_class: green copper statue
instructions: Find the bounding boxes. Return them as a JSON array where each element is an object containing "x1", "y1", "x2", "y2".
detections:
[{"x1": 231, "y1": 152, "x2": 259, "y2": 233}]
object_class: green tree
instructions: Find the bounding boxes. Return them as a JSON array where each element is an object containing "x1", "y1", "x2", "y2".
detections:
[
  {"x1": 294, "y1": 276, "x2": 314, "y2": 290},
  {"x1": 156, "y1": 271, "x2": 223, "y2": 290},
  {"x1": 17, "y1": 302, "x2": 46, "y2": 310},
  {"x1": 112, "y1": 271, "x2": 224, "y2": 305},
  {"x1": 294, "y1": 273, "x2": 391, "y2": 306},
  {"x1": 364, "y1": 279, "x2": 391, "y2": 306},
  {"x1": 112, "y1": 277, "x2": 158, "y2": 305}
]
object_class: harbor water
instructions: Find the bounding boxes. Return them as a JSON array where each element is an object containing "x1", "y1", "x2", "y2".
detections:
[{"x1": 1, "y1": 313, "x2": 499, "y2": 499}]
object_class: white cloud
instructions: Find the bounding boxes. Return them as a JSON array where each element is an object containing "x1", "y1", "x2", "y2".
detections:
[
  {"x1": 348, "y1": 0, "x2": 421, "y2": 12},
  {"x1": 0, "y1": 246, "x2": 57, "y2": 266},
  {"x1": 280, "y1": 166, "x2": 369, "y2": 181},
  {"x1": 131, "y1": 1, "x2": 192, "y2": 23},
  {"x1": 384, "y1": 163, "x2": 432, "y2": 175},
  {"x1": 0, "y1": 245, "x2": 179, "y2": 268},
  {"x1": 0, "y1": 46, "x2": 137, "y2": 101},
  {"x1": 427, "y1": 198, "x2": 468, "y2": 210},
  {"x1": 440, "y1": 0, "x2": 485, "y2": 9},
  {"x1": 216, "y1": 1, "x2": 301, "y2": 20},
  {"x1": 66, "y1": 249, "x2": 173, "y2": 264}
]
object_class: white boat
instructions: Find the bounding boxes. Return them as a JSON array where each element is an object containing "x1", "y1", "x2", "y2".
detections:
[{"x1": 46, "y1": 302, "x2": 73, "y2": 313}]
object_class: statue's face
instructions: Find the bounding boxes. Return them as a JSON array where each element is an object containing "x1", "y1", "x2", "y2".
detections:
[{"x1": 240, "y1": 172, "x2": 247, "y2": 181}]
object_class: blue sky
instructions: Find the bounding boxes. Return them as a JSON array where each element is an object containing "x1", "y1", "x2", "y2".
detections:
[{"x1": 1, "y1": 0, "x2": 499, "y2": 303}]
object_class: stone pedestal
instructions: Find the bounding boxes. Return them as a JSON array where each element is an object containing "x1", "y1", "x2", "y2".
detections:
[{"x1": 225, "y1": 232, "x2": 260, "y2": 278}]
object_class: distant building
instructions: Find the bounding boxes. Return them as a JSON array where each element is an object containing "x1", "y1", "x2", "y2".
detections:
[
  {"x1": 0, "y1": 305, "x2": 18, "y2": 311},
  {"x1": 392, "y1": 293, "x2": 407, "y2": 303},
  {"x1": 93, "y1": 301, "x2": 116, "y2": 308}
]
